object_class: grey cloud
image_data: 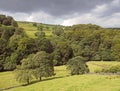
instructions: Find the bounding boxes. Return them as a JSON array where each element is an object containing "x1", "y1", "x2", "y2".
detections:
[
  {"x1": 0, "y1": 0, "x2": 111, "y2": 16},
  {"x1": 97, "y1": 0, "x2": 120, "y2": 18}
]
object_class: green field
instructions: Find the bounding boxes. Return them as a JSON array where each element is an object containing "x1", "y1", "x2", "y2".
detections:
[
  {"x1": 87, "y1": 61, "x2": 120, "y2": 72},
  {"x1": 18, "y1": 22, "x2": 38, "y2": 38},
  {"x1": 0, "y1": 61, "x2": 120, "y2": 91},
  {"x1": 18, "y1": 22, "x2": 53, "y2": 38}
]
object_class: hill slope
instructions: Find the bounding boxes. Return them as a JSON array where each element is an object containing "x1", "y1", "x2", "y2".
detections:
[{"x1": 0, "y1": 62, "x2": 120, "y2": 91}]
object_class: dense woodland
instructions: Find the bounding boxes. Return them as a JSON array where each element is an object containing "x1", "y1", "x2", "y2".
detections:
[{"x1": 0, "y1": 14, "x2": 120, "y2": 73}]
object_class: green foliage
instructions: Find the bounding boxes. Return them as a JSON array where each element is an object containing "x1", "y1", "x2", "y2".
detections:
[
  {"x1": 67, "y1": 56, "x2": 89, "y2": 75},
  {"x1": 14, "y1": 28, "x2": 27, "y2": 37},
  {"x1": 15, "y1": 51, "x2": 54, "y2": 84},
  {"x1": 63, "y1": 25, "x2": 120, "y2": 61},
  {"x1": 112, "y1": 44, "x2": 120, "y2": 61},
  {"x1": 35, "y1": 36, "x2": 53, "y2": 53},
  {"x1": 17, "y1": 37, "x2": 36, "y2": 53},
  {"x1": 11, "y1": 20, "x2": 18, "y2": 27},
  {"x1": 0, "y1": 15, "x2": 27, "y2": 71},
  {"x1": 1, "y1": 26, "x2": 15, "y2": 40},
  {"x1": 4, "y1": 53, "x2": 18, "y2": 70},
  {"x1": 0, "y1": 14, "x2": 120, "y2": 74},
  {"x1": 53, "y1": 42, "x2": 73, "y2": 65},
  {"x1": 0, "y1": 38, "x2": 7, "y2": 54},
  {"x1": 1, "y1": 62, "x2": 120, "y2": 91},
  {"x1": 2, "y1": 19, "x2": 10, "y2": 26},
  {"x1": 0, "y1": 59, "x2": 4, "y2": 71},
  {"x1": 72, "y1": 24, "x2": 101, "y2": 31},
  {"x1": 37, "y1": 24, "x2": 43, "y2": 31},
  {"x1": 17, "y1": 37, "x2": 37, "y2": 63},
  {"x1": 0, "y1": 15, "x2": 17, "y2": 26},
  {"x1": 9, "y1": 35, "x2": 22, "y2": 50},
  {"x1": 100, "y1": 65, "x2": 120, "y2": 73},
  {"x1": 35, "y1": 31, "x2": 45, "y2": 38},
  {"x1": 15, "y1": 66, "x2": 33, "y2": 85},
  {"x1": 32, "y1": 51, "x2": 54, "y2": 81},
  {"x1": 52, "y1": 26, "x2": 64, "y2": 36},
  {"x1": 33, "y1": 23, "x2": 37, "y2": 27},
  {"x1": 0, "y1": 15, "x2": 6, "y2": 24},
  {"x1": 15, "y1": 56, "x2": 34, "y2": 84}
]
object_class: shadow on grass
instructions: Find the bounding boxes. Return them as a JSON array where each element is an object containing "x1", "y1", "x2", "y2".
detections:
[
  {"x1": 0, "y1": 76, "x2": 65, "y2": 91},
  {"x1": 0, "y1": 85, "x2": 22, "y2": 91},
  {"x1": 24, "y1": 76, "x2": 65, "y2": 86}
]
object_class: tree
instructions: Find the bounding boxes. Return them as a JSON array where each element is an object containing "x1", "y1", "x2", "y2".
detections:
[
  {"x1": 17, "y1": 37, "x2": 37, "y2": 64},
  {"x1": 33, "y1": 23, "x2": 37, "y2": 27},
  {"x1": 1, "y1": 26, "x2": 15, "y2": 40},
  {"x1": 35, "y1": 31, "x2": 45, "y2": 38},
  {"x1": 0, "y1": 38, "x2": 7, "y2": 54},
  {"x1": 15, "y1": 55, "x2": 34, "y2": 85},
  {"x1": 0, "y1": 15, "x2": 6, "y2": 24},
  {"x1": 112, "y1": 44, "x2": 120, "y2": 61},
  {"x1": 32, "y1": 51, "x2": 54, "y2": 81},
  {"x1": 15, "y1": 66, "x2": 33, "y2": 85},
  {"x1": 14, "y1": 28, "x2": 27, "y2": 37},
  {"x1": 0, "y1": 59, "x2": 4, "y2": 71},
  {"x1": 67, "y1": 56, "x2": 89, "y2": 75},
  {"x1": 37, "y1": 24, "x2": 43, "y2": 31},
  {"x1": 35, "y1": 36, "x2": 53, "y2": 53},
  {"x1": 54, "y1": 42, "x2": 73, "y2": 65},
  {"x1": 2, "y1": 19, "x2": 11, "y2": 26},
  {"x1": 81, "y1": 46, "x2": 94, "y2": 61},
  {"x1": 4, "y1": 53, "x2": 18, "y2": 70},
  {"x1": 9, "y1": 34, "x2": 22, "y2": 50},
  {"x1": 15, "y1": 52, "x2": 54, "y2": 84},
  {"x1": 52, "y1": 26, "x2": 64, "y2": 36},
  {"x1": 11, "y1": 20, "x2": 18, "y2": 27},
  {"x1": 7, "y1": 16, "x2": 13, "y2": 24}
]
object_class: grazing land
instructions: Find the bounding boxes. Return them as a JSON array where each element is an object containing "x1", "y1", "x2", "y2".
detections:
[
  {"x1": 0, "y1": 61, "x2": 120, "y2": 91},
  {"x1": 0, "y1": 15, "x2": 120, "y2": 91},
  {"x1": 18, "y1": 22, "x2": 54, "y2": 38}
]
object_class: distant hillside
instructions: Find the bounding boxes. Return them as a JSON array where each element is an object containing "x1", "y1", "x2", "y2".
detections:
[
  {"x1": 1, "y1": 14, "x2": 120, "y2": 72},
  {"x1": 18, "y1": 21, "x2": 65, "y2": 38}
]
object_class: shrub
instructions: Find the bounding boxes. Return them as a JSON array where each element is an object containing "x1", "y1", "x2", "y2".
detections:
[
  {"x1": 67, "y1": 56, "x2": 89, "y2": 75},
  {"x1": 95, "y1": 65, "x2": 120, "y2": 74}
]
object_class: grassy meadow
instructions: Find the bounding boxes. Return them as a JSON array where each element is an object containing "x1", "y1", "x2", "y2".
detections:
[
  {"x1": 87, "y1": 61, "x2": 120, "y2": 72},
  {"x1": 18, "y1": 22, "x2": 39, "y2": 38},
  {"x1": 0, "y1": 61, "x2": 120, "y2": 91},
  {"x1": 1, "y1": 21, "x2": 120, "y2": 91},
  {"x1": 18, "y1": 22, "x2": 53, "y2": 38}
]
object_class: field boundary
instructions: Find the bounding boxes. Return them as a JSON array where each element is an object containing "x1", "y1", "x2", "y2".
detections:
[{"x1": 0, "y1": 85, "x2": 22, "y2": 91}]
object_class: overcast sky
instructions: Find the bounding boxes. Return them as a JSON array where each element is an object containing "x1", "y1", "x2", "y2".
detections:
[{"x1": 0, "y1": 0, "x2": 120, "y2": 27}]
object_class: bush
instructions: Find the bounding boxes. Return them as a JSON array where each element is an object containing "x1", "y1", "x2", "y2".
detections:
[
  {"x1": 102, "y1": 65, "x2": 120, "y2": 73},
  {"x1": 67, "y1": 56, "x2": 89, "y2": 75},
  {"x1": 95, "y1": 65, "x2": 120, "y2": 74},
  {"x1": 33, "y1": 23, "x2": 37, "y2": 27},
  {"x1": 94, "y1": 69, "x2": 102, "y2": 73}
]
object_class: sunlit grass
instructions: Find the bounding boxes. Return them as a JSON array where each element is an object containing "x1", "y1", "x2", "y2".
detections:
[
  {"x1": 0, "y1": 71, "x2": 21, "y2": 89},
  {"x1": 87, "y1": 61, "x2": 120, "y2": 72},
  {"x1": 0, "y1": 62, "x2": 120, "y2": 91},
  {"x1": 18, "y1": 22, "x2": 53, "y2": 38}
]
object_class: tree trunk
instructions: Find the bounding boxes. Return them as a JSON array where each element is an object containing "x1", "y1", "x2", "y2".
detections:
[
  {"x1": 39, "y1": 76, "x2": 42, "y2": 81},
  {"x1": 27, "y1": 79, "x2": 29, "y2": 85}
]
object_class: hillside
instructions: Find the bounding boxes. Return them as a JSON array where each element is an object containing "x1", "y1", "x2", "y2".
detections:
[
  {"x1": 18, "y1": 22, "x2": 39, "y2": 38},
  {"x1": 0, "y1": 61, "x2": 120, "y2": 91},
  {"x1": 0, "y1": 0, "x2": 120, "y2": 90},
  {"x1": 0, "y1": 15, "x2": 120, "y2": 91},
  {"x1": 18, "y1": 21, "x2": 64, "y2": 38}
]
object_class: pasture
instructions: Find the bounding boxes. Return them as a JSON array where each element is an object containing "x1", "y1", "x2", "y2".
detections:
[
  {"x1": 18, "y1": 22, "x2": 53, "y2": 38},
  {"x1": 0, "y1": 61, "x2": 120, "y2": 91}
]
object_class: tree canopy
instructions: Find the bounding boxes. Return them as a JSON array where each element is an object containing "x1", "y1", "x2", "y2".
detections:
[{"x1": 67, "y1": 56, "x2": 89, "y2": 75}]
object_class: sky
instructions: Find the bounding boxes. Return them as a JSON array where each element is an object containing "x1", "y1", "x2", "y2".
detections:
[{"x1": 0, "y1": 0, "x2": 120, "y2": 27}]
